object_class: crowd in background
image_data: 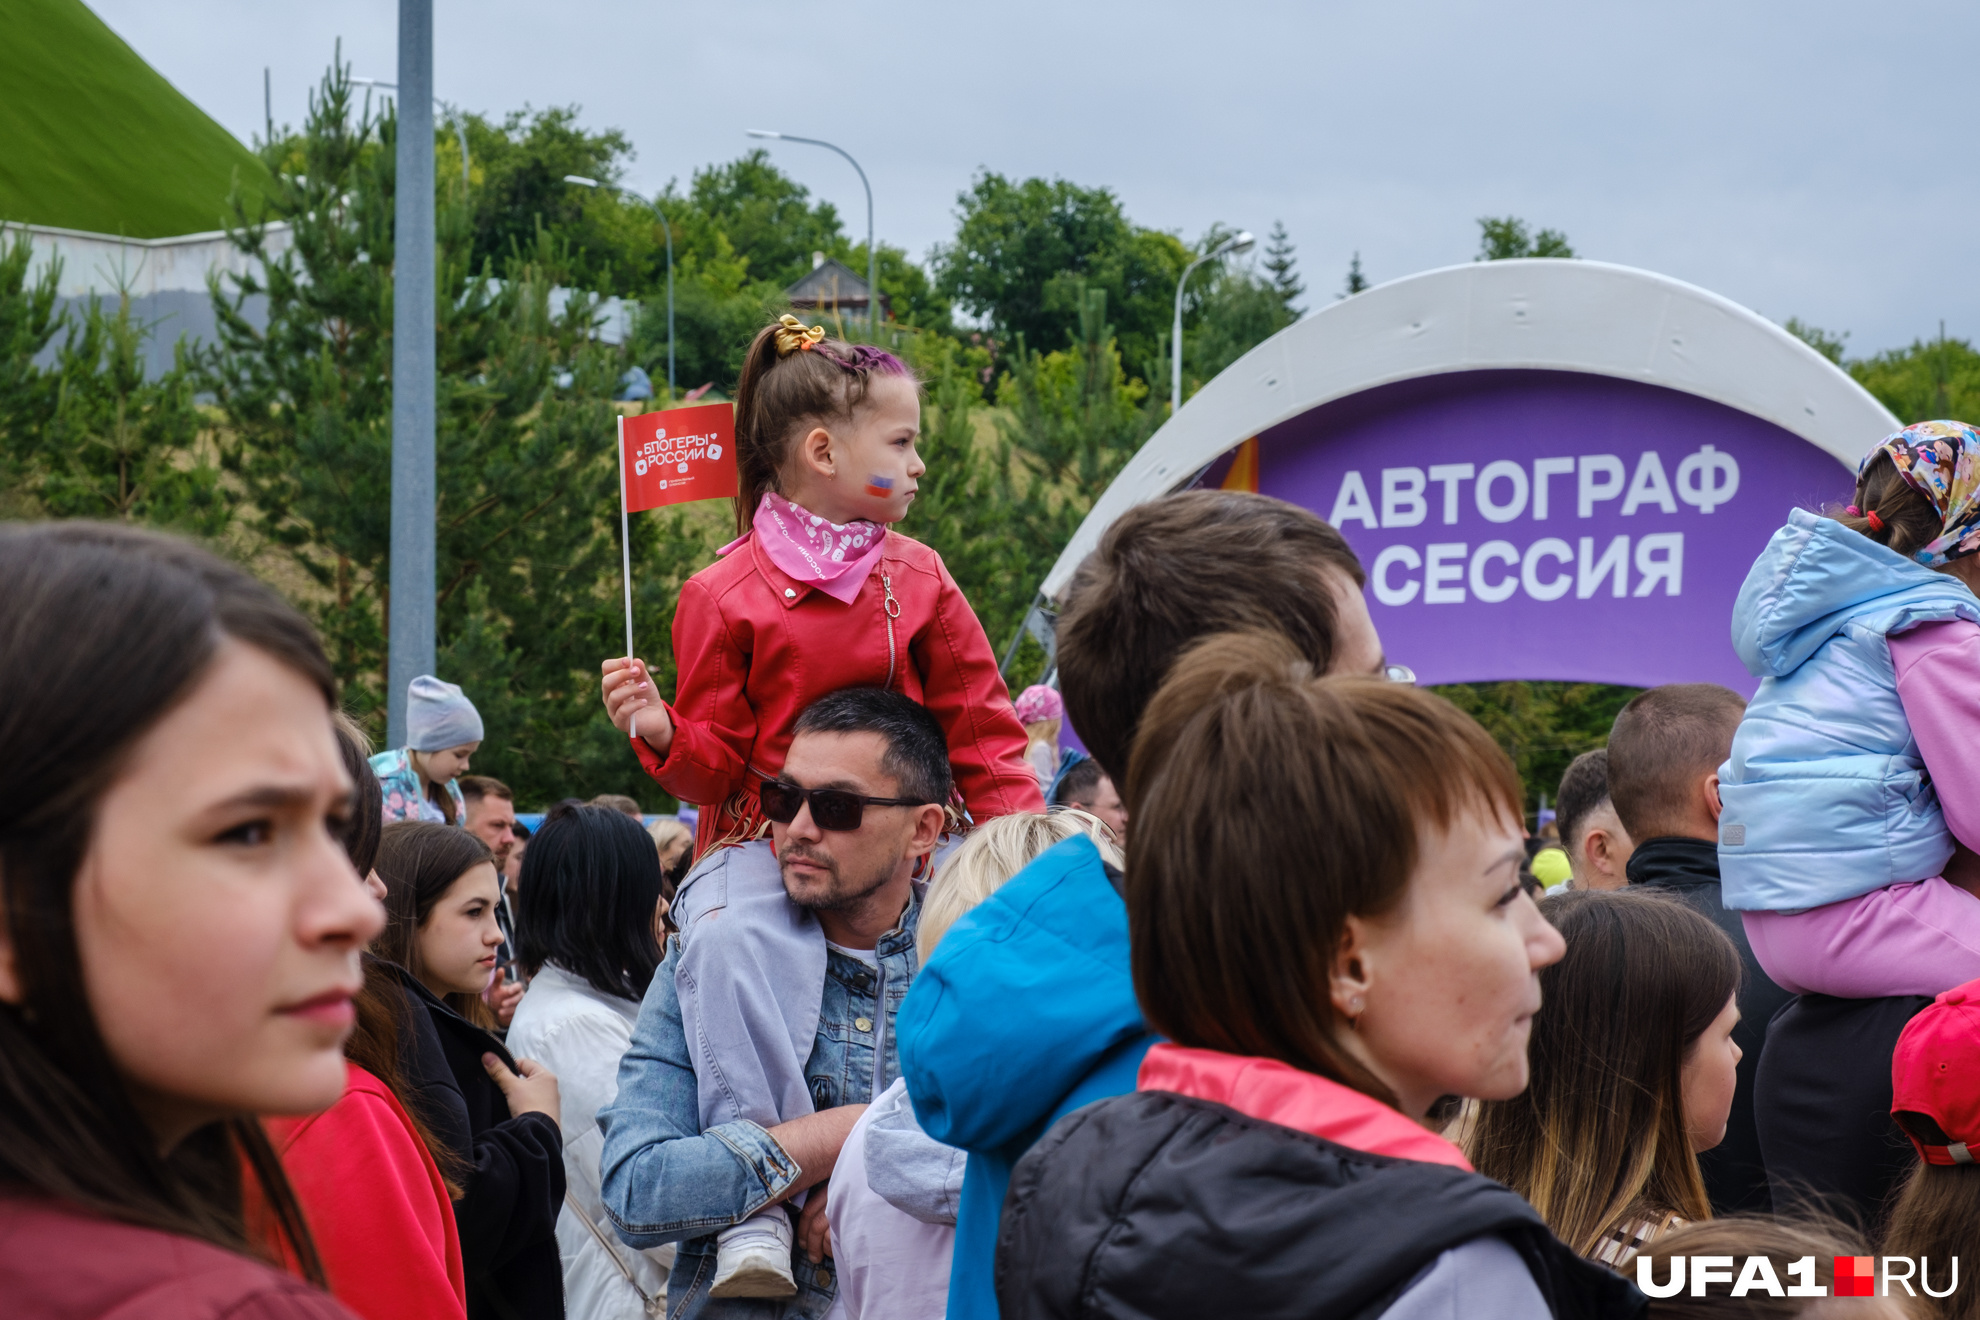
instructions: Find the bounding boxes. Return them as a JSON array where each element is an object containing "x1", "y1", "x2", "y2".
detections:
[{"x1": 6, "y1": 335, "x2": 1980, "y2": 1320}]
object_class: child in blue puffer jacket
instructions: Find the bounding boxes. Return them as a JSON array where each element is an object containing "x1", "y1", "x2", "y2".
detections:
[{"x1": 1720, "y1": 421, "x2": 1980, "y2": 999}]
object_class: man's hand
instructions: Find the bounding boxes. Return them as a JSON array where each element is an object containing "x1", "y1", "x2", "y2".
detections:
[
  {"x1": 601, "y1": 656, "x2": 674, "y2": 755},
  {"x1": 797, "y1": 1182, "x2": 832, "y2": 1263},
  {"x1": 764, "y1": 1104, "x2": 867, "y2": 1197}
]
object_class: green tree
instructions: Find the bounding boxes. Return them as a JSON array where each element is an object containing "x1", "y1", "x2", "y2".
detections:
[
  {"x1": 984, "y1": 288, "x2": 1160, "y2": 654},
  {"x1": 1261, "y1": 220, "x2": 1305, "y2": 316},
  {"x1": 933, "y1": 173, "x2": 1188, "y2": 379},
  {"x1": 1342, "y1": 252, "x2": 1369, "y2": 297},
  {"x1": 1435, "y1": 680, "x2": 1640, "y2": 817},
  {"x1": 462, "y1": 106, "x2": 645, "y2": 292},
  {"x1": 0, "y1": 233, "x2": 65, "y2": 511},
  {"x1": 1783, "y1": 317, "x2": 1848, "y2": 366},
  {"x1": 36, "y1": 295, "x2": 228, "y2": 535},
  {"x1": 689, "y1": 150, "x2": 845, "y2": 289},
  {"x1": 1477, "y1": 217, "x2": 1576, "y2": 260},
  {"x1": 1850, "y1": 327, "x2": 1980, "y2": 425},
  {"x1": 1186, "y1": 264, "x2": 1297, "y2": 395},
  {"x1": 207, "y1": 58, "x2": 710, "y2": 806}
]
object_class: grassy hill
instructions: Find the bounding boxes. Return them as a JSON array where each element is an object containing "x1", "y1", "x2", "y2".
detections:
[{"x1": 0, "y1": 0, "x2": 268, "y2": 237}]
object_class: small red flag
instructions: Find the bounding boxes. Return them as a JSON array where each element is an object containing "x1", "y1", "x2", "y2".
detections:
[{"x1": 620, "y1": 403, "x2": 737, "y2": 512}]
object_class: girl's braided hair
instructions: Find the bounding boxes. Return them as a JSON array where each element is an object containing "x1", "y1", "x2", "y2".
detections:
[{"x1": 730, "y1": 315, "x2": 912, "y2": 535}]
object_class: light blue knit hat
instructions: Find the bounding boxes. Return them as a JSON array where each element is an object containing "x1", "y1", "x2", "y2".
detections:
[{"x1": 407, "y1": 675, "x2": 483, "y2": 752}]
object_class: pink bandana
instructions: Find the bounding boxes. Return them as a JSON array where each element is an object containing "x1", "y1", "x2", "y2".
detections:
[{"x1": 719, "y1": 494, "x2": 886, "y2": 604}]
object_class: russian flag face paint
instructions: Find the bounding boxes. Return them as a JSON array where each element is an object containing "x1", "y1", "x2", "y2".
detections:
[{"x1": 865, "y1": 474, "x2": 896, "y2": 499}]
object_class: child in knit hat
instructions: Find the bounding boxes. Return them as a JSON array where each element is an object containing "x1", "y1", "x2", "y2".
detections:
[{"x1": 371, "y1": 675, "x2": 485, "y2": 825}]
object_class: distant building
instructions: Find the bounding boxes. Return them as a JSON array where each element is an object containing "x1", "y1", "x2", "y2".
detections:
[{"x1": 785, "y1": 252, "x2": 889, "y2": 324}]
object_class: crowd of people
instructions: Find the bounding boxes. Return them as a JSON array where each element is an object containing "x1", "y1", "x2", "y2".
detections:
[{"x1": 3, "y1": 316, "x2": 1979, "y2": 1320}]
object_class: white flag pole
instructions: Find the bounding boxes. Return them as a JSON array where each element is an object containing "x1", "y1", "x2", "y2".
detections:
[{"x1": 617, "y1": 414, "x2": 638, "y2": 740}]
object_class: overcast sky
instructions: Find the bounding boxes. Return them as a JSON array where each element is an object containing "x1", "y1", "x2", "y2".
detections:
[{"x1": 89, "y1": 0, "x2": 1975, "y2": 355}]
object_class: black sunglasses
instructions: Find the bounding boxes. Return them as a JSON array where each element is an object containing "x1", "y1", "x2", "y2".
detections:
[{"x1": 758, "y1": 778, "x2": 933, "y2": 832}]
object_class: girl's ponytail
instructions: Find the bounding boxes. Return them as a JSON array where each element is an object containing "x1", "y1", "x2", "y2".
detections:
[
  {"x1": 728, "y1": 314, "x2": 914, "y2": 536},
  {"x1": 731, "y1": 321, "x2": 790, "y2": 536},
  {"x1": 1833, "y1": 451, "x2": 1948, "y2": 561}
]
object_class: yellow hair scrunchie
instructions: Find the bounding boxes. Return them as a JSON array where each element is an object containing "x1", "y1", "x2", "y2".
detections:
[{"x1": 774, "y1": 314, "x2": 826, "y2": 357}]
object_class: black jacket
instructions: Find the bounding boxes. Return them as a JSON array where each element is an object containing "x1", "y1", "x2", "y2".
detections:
[
  {"x1": 997, "y1": 1089, "x2": 1644, "y2": 1320},
  {"x1": 1755, "y1": 992, "x2": 1932, "y2": 1222},
  {"x1": 375, "y1": 961, "x2": 567, "y2": 1320},
  {"x1": 1626, "y1": 835, "x2": 1792, "y2": 1215}
]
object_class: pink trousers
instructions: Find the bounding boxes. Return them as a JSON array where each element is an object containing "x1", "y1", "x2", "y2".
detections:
[{"x1": 1742, "y1": 878, "x2": 1980, "y2": 998}]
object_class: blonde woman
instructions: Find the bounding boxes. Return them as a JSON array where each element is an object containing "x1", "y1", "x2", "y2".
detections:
[
  {"x1": 1466, "y1": 888, "x2": 1744, "y2": 1267},
  {"x1": 826, "y1": 810, "x2": 1121, "y2": 1320}
]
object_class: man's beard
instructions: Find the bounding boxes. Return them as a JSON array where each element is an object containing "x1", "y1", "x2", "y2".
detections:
[{"x1": 779, "y1": 843, "x2": 895, "y2": 912}]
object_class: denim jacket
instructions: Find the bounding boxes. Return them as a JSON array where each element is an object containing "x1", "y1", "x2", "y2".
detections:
[{"x1": 597, "y1": 893, "x2": 922, "y2": 1320}]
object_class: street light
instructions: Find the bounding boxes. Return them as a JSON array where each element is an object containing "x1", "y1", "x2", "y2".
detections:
[
  {"x1": 747, "y1": 130, "x2": 877, "y2": 335},
  {"x1": 565, "y1": 175, "x2": 673, "y2": 398},
  {"x1": 384, "y1": 0, "x2": 434, "y2": 749},
  {"x1": 353, "y1": 76, "x2": 469, "y2": 185},
  {"x1": 1172, "y1": 229, "x2": 1255, "y2": 416}
]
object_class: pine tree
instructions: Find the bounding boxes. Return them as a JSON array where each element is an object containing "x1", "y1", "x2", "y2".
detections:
[
  {"x1": 1261, "y1": 221, "x2": 1304, "y2": 317},
  {"x1": 1342, "y1": 252, "x2": 1369, "y2": 297}
]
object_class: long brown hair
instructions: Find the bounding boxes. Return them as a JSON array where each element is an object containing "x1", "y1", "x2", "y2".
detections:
[
  {"x1": 1124, "y1": 631, "x2": 1521, "y2": 1107},
  {"x1": 1884, "y1": 1129, "x2": 1980, "y2": 1319},
  {"x1": 0, "y1": 522, "x2": 329, "y2": 1280},
  {"x1": 1467, "y1": 888, "x2": 1740, "y2": 1257},
  {"x1": 373, "y1": 821, "x2": 499, "y2": 1028},
  {"x1": 729, "y1": 316, "x2": 912, "y2": 535}
]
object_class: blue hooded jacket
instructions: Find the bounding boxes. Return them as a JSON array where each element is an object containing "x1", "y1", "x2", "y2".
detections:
[
  {"x1": 1719, "y1": 508, "x2": 1980, "y2": 911},
  {"x1": 896, "y1": 834, "x2": 1153, "y2": 1320}
]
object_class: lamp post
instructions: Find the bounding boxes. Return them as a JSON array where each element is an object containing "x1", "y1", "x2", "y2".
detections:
[
  {"x1": 1171, "y1": 229, "x2": 1254, "y2": 417},
  {"x1": 353, "y1": 76, "x2": 469, "y2": 184},
  {"x1": 747, "y1": 130, "x2": 877, "y2": 335},
  {"x1": 385, "y1": 0, "x2": 434, "y2": 748},
  {"x1": 566, "y1": 175, "x2": 673, "y2": 397}
]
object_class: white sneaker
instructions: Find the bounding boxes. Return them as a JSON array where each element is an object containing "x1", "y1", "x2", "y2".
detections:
[{"x1": 708, "y1": 1207, "x2": 796, "y2": 1298}]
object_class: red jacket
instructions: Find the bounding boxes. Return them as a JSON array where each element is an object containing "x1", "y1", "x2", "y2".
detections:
[
  {"x1": 0, "y1": 1194, "x2": 355, "y2": 1320},
  {"x1": 264, "y1": 1064, "x2": 467, "y2": 1320},
  {"x1": 636, "y1": 529, "x2": 1043, "y2": 854}
]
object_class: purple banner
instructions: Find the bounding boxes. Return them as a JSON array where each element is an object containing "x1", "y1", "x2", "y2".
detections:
[{"x1": 1238, "y1": 370, "x2": 1857, "y2": 693}]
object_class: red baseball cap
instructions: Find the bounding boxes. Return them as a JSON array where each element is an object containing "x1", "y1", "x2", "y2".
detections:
[{"x1": 1891, "y1": 977, "x2": 1980, "y2": 1166}]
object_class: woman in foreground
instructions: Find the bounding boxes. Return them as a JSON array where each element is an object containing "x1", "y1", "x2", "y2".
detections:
[
  {"x1": 0, "y1": 522, "x2": 380, "y2": 1318},
  {"x1": 1468, "y1": 888, "x2": 1743, "y2": 1267},
  {"x1": 995, "y1": 632, "x2": 1644, "y2": 1320}
]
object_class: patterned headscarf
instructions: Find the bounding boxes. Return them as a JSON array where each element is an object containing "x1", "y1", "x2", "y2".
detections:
[{"x1": 1859, "y1": 420, "x2": 1980, "y2": 566}]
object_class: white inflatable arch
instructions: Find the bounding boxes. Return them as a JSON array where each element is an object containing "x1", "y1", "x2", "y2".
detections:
[{"x1": 1037, "y1": 258, "x2": 1898, "y2": 600}]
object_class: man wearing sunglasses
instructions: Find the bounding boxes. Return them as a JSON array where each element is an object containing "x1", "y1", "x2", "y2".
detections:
[
  {"x1": 599, "y1": 688, "x2": 951, "y2": 1318},
  {"x1": 898, "y1": 490, "x2": 1393, "y2": 1320}
]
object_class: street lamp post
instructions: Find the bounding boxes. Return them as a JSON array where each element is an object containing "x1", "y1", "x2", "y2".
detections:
[
  {"x1": 386, "y1": 0, "x2": 435, "y2": 748},
  {"x1": 1171, "y1": 229, "x2": 1255, "y2": 417},
  {"x1": 566, "y1": 176, "x2": 673, "y2": 397},
  {"x1": 747, "y1": 130, "x2": 877, "y2": 335}
]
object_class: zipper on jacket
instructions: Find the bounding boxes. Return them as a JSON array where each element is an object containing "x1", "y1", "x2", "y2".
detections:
[{"x1": 881, "y1": 571, "x2": 900, "y2": 691}]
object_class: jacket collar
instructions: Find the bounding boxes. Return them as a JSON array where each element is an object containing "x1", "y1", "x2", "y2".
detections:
[
  {"x1": 747, "y1": 529, "x2": 894, "y2": 611},
  {"x1": 371, "y1": 956, "x2": 517, "y2": 1069},
  {"x1": 1137, "y1": 1043, "x2": 1472, "y2": 1169},
  {"x1": 1626, "y1": 835, "x2": 1721, "y2": 889}
]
